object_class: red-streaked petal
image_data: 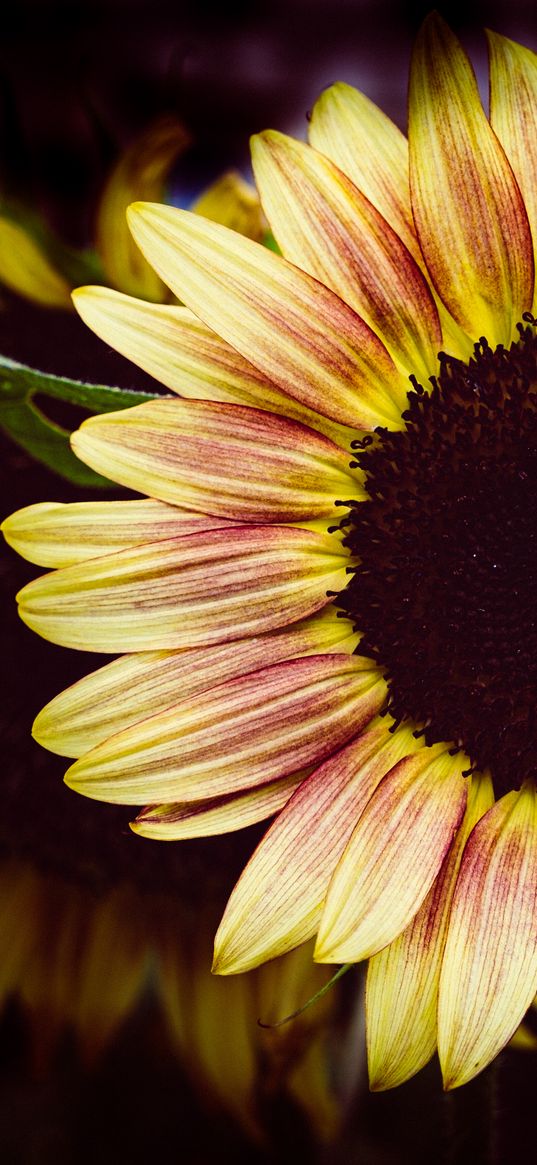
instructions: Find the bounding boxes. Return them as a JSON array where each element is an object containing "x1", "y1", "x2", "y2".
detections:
[
  {"x1": 438, "y1": 783, "x2": 537, "y2": 1089},
  {"x1": 16, "y1": 525, "x2": 349, "y2": 653},
  {"x1": 33, "y1": 607, "x2": 358, "y2": 758},
  {"x1": 72, "y1": 286, "x2": 356, "y2": 447},
  {"x1": 366, "y1": 771, "x2": 494, "y2": 1090},
  {"x1": 127, "y1": 202, "x2": 405, "y2": 430},
  {"x1": 409, "y1": 12, "x2": 534, "y2": 345},
  {"x1": 71, "y1": 399, "x2": 363, "y2": 522},
  {"x1": 64, "y1": 654, "x2": 386, "y2": 805},
  {"x1": 308, "y1": 82, "x2": 418, "y2": 262},
  {"x1": 1, "y1": 498, "x2": 237, "y2": 568},
  {"x1": 133, "y1": 772, "x2": 304, "y2": 840},
  {"x1": 487, "y1": 31, "x2": 537, "y2": 311},
  {"x1": 213, "y1": 721, "x2": 419, "y2": 974},
  {"x1": 314, "y1": 746, "x2": 468, "y2": 963},
  {"x1": 251, "y1": 130, "x2": 441, "y2": 381}
]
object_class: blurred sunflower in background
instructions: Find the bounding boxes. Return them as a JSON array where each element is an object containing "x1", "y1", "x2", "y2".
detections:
[
  {"x1": 4, "y1": 9, "x2": 537, "y2": 1103},
  {"x1": 0, "y1": 115, "x2": 265, "y2": 309},
  {"x1": 0, "y1": 852, "x2": 350, "y2": 1144}
]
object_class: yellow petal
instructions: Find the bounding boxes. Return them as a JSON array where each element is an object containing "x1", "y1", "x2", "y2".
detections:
[
  {"x1": 71, "y1": 399, "x2": 364, "y2": 522},
  {"x1": 65, "y1": 654, "x2": 385, "y2": 804},
  {"x1": 17, "y1": 525, "x2": 350, "y2": 653},
  {"x1": 366, "y1": 771, "x2": 494, "y2": 1090},
  {"x1": 438, "y1": 783, "x2": 537, "y2": 1089},
  {"x1": 34, "y1": 607, "x2": 358, "y2": 758},
  {"x1": 308, "y1": 82, "x2": 418, "y2": 262},
  {"x1": 213, "y1": 720, "x2": 418, "y2": 974},
  {"x1": 72, "y1": 286, "x2": 355, "y2": 447},
  {"x1": 69, "y1": 885, "x2": 148, "y2": 1061},
  {"x1": 314, "y1": 746, "x2": 468, "y2": 963},
  {"x1": 133, "y1": 772, "x2": 303, "y2": 839},
  {"x1": 308, "y1": 80, "x2": 472, "y2": 360},
  {"x1": 251, "y1": 131, "x2": 441, "y2": 381},
  {"x1": 0, "y1": 216, "x2": 72, "y2": 308},
  {"x1": 127, "y1": 202, "x2": 404, "y2": 430},
  {"x1": 1, "y1": 498, "x2": 237, "y2": 568},
  {"x1": 487, "y1": 31, "x2": 537, "y2": 311},
  {"x1": 191, "y1": 170, "x2": 266, "y2": 241},
  {"x1": 408, "y1": 12, "x2": 534, "y2": 345},
  {"x1": 96, "y1": 116, "x2": 190, "y2": 301}
]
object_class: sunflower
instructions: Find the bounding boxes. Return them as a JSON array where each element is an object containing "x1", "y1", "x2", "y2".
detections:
[{"x1": 4, "y1": 13, "x2": 537, "y2": 1091}]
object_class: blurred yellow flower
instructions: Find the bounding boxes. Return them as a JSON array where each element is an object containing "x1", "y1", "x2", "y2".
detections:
[
  {"x1": 0, "y1": 854, "x2": 349, "y2": 1141},
  {"x1": 0, "y1": 117, "x2": 265, "y2": 308}
]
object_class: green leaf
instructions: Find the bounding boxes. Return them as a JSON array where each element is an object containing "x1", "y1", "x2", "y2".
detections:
[
  {"x1": 0, "y1": 401, "x2": 111, "y2": 486},
  {"x1": 0, "y1": 353, "x2": 165, "y2": 486}
]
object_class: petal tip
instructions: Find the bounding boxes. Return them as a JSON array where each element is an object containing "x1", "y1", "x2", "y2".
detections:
[
  {"x1": 126, "y1": 201, "x2": 154, "y2": 231},
  {"x1": 368, "y1": 1075, "x2": 388, "y2": 1094},
  {"x1": 312, "y1": 936, "x2": 340, "y2": 965},
  {"x1": 211, "y1": 948, "x2": 233, "y2": 976}
]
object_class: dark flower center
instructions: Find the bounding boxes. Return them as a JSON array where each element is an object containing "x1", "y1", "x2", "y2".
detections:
[{"x1": 339, "y1": 317, "x2": 537, "y2": 797}]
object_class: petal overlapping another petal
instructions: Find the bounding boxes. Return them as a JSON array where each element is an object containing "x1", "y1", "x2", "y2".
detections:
[
  {"x1": 72, "y1": 287, "x2": 355, "y2": 446},
  {"x1": 314, "y1": 746, "x2": 468, "y2": 964},
  {"x1": 33, "y1": 608, "x2": 358, "y2": 758},
  {"x1": 64, "y1": 654, "x2": 386, "y2": 804},
  {"x1": 438, "y1": 783, "x2": 537, "y2": 1089},
  {"x1": 409, "y1": 12, "x2": 534, "y2": 345},
  {"x1": 487, "y1": 31, "x2": 537, "y2": 310},
  {"x1": 127, "y1": 203, "x2": 405, "y2": 430},
  {"x1": 133, "y1": 773, "x2": 305, "y2": 840},
  {"x1": 366, "y1": 772, "x2": 494, "y2": 1090},
  {"x1": 71, "y1": 400, "x2": 363, "y2": 522},
  {"x1": 213, "y1": 720, "x2": 417, "y2": 974},
  {"x1": 308, "y1": 82, "x2": 418, "y2": 263},
  {"x1": 16, "y1": 525, "x2": 349, "y2": 653},
  {"x1": 251, "y1": 131, "x2": 441, "y2": 381},
  {"x1": 2, "y1": 498, "x2": 238, "y2": 568}
]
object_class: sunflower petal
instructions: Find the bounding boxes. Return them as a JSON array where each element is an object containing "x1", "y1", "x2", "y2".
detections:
[
  {"x1": 213, "y1": 721, "x2": 418, "y2": 974},
  {"x1": 95, "y1": 116, "x2": 190, "y2": 301},
  {"x1": 366, "y1": 771, "x2": 494, "y2": 1090},
  {"x1": 133, "y1": 772, "x2": 303, "y2": 840},
  {"x1": 487, "y1": 31, "x2": 537, "y2": 309},
  {"x1": 17, "y1": 525, "x2": 349, "y2": 652},
  {"x1": 438, "y1": 783, "x2": 537, "y2": 1089},
  {"x1": 72, "y1": 287, "x2": 354, "y2": 446},
  {"x1": 251, "y1": 131, "x2": 441, "y2": 380},
  {"x1": 33, "y1": 608, "x2": 359, "y2": 758},
  {"x1": 408, "y1": 12, "x2": 534, "y2": 345},
  {"x1": 2, "y1": 498, "x2": 237, "y2": 568},
  {"x1": 127, "y1": 202, "x2": 404, "y2": 429},
  {"x1": 64, "y1": 654, "x2": 385, "y2": 804},
  {"x1": 191, "y1": 170, "x2": 266, "y2": 241},
  {"x1": 0, "y1": 216, "x2": 72, "y2": 308},
  {"x1": 308, "y1": 82, "x2": 418, "y2": 262},
  {"x1": 314, "y1": 746, "x2": 468, "y2": 963},
  {"x1": 71, "y1": 399, "x2": 363, "y2": 522}
]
